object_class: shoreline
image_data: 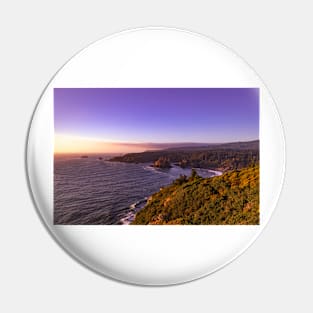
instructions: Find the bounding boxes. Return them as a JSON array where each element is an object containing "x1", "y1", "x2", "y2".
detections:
[
  {"x1": 119, "y1": 164, "x2": 223, "y2": 225},
  {"x1": 207, "y1": 169, "x2": 223, "y2": 176},
  {"x1": 108, "y1": 159, "x2": 224, "y2": 175}
]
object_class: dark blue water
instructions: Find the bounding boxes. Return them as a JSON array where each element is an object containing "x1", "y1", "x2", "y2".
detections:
[{"x1": 54, "y1": 154, "x2": 219, "y2": 225}]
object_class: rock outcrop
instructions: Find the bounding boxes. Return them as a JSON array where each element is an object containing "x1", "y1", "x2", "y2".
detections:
[{"x1": 153, "y1": 157, "x2": 171, "y2": 168}]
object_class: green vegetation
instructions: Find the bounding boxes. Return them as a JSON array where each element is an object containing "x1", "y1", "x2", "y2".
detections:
[
  {"x1": 132, "y1": 166, "x2": 259, "y2": 225},
  {"x1": 110, "y1": 140, "x2": 259, "y2": 171}
]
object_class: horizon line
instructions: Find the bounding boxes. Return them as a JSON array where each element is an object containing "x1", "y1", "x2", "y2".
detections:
[{"x1": 54, "y1": 138, "x2": 259, "y2": 155}]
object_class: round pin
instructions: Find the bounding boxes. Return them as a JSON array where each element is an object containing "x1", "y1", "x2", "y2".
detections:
[{"x1": 26, "y1": 27, "x2": 285, "y2": 285}]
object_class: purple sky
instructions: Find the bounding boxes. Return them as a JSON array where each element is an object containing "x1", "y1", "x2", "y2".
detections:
[{"x1": 54, "y1": 88, "x2": 259, "y2": 144}]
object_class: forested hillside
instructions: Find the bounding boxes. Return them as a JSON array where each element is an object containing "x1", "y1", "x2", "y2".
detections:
[
  {"x1": 132, "y1": 166, "x2": 259, "y2": 225},
  {"x1": 110, "y1": 140, "x2": 259, "y2": 171}
]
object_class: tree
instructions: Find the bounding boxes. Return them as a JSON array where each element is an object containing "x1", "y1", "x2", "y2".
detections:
[
  {"x1": 174, "y1": 174, "x2": 188, "y2": 185},
  {"x1": 191, "y1": 168, "x2": 198, "y2": 179}
]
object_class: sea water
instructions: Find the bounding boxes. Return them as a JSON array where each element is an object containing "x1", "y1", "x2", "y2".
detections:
[{"x1": 54, "y1": 154, "x2": 219, "y2": 225}]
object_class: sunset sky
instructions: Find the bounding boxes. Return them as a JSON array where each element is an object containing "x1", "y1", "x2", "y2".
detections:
[{"x1": 54, "y1": 88, "x2": 259, "y2": 154}]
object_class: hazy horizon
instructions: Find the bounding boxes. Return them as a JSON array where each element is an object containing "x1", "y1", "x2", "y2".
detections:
[
  {"x1": 54, "y1": 88, "x2": 259, "y2": 154},
  {"x1": 54, "y1": 138, "x2": 259, "y2": 155}
]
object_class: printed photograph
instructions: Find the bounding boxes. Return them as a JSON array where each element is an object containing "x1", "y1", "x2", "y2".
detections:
[{"x1": 54, "y1": 88, "x2": 259, "y2": 225}]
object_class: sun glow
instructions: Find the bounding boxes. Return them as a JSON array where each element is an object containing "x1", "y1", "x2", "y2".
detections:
[{"x1": 54, "y1": 134, "x2": 152, "y2": 154}]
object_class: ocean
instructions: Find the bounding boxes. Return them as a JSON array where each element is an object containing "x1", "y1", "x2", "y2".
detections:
[{"x1": 54, "y1": 154, "x2": 219, "y2": 225}]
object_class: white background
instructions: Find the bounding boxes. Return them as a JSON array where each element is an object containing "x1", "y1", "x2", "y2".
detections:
[{"x1": 0, "y1": 0, "x2": 311, "y2": 312}]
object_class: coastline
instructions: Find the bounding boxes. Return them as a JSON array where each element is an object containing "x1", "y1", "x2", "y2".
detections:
[
  {"x1": 119, "y1": 164, "x2": 223, "y2": 225},
  {"x1": 131, "y1": 165, "x2": 259, "y2": 225}
]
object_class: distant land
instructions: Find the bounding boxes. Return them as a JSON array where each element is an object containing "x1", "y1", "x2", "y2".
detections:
[
  {"x1": 110, "y1": 140, "x2": 259, "y2": 172},
  {"x1": 164, "y1": 140, "x2": 259, "y2": 151}
]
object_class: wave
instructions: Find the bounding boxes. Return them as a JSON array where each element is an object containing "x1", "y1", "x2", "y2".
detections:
[
  {"x1": 54, "y1": 158, "x2": 221, "y2": 225},
  {"x1": 119, "y1": 197, "x2": 148, "y2": 225}
]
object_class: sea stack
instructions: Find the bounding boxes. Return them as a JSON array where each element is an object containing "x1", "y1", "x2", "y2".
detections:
[{"x1": 153, "y1": 157, "x2": 171, "y2": 168}]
